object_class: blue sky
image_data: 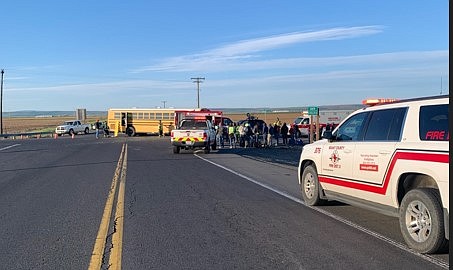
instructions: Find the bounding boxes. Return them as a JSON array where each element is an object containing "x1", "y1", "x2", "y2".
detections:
[{"x1": 0, "y1": 1, "x2": 449, "y2": 111}]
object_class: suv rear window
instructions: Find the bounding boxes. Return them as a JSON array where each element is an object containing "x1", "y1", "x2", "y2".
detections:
[
  {"x1": 363, "y1": 108, "x2": 406, "y2": 141},
  {"x1": 419, "y1": 104, "x2": 449, "y2": 141}
]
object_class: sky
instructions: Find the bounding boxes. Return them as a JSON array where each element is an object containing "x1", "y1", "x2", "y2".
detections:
[{"x1": 0, "y1": 1, "x2": 449, "y2": 111}]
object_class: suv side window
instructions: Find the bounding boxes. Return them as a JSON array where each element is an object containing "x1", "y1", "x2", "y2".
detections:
[
  {"x1": 334, "y1": 112, "x2": 369, "y2": 141},
  {"x1": 419, "y1": 104, "x2": 449, "y2": 141},
  {"x1": 363, "y1": 108, "x2": 407, "y2": 141}
]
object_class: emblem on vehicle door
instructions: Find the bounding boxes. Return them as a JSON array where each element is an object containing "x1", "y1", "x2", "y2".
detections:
[
  {"x1": 329, "y1": 150, "x2": 341, "y2": 168},
  {"x1": 329, "y1": 150, "x2": 340, "y2": 163}
]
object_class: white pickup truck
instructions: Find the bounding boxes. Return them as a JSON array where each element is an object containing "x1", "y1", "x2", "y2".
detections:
[
  {"x1": 170, "y1": 119, "x2": 216, "y2": 153},
  {"x1": 55, "y1": 120, "x2": 91, "y2": 136}
]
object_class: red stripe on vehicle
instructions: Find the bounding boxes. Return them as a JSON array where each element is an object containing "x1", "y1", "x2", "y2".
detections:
[{"x1": 319, "y1": 151, "x2": 449, "y2": 195}]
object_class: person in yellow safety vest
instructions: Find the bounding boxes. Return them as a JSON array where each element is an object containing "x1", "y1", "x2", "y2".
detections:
[
  {"x1": 273, "y1": 117, "x2": 282, "y2": 127},
  {"x1": 228, "y1": 123, "x2": 236, "y2": 148},
  {"x1": 234, "y1": 123, "x2": 240, "y2": 146}
]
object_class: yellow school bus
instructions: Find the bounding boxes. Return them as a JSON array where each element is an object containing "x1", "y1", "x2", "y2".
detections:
[{"x1": 107, "y1": 108, "x2": 178, "y2": 136}]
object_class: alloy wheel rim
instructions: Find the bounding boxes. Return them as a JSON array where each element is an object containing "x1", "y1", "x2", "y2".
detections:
[
  {"x1": 405, "y1": 200, "x2": 432, "y2": 243},
  {"x1": 304, "y1": 173, "x2": 315, "y2": 199}
]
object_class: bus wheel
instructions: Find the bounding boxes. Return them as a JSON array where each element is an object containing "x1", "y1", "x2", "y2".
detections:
[{"x1": 126, "y1": 127, "x2": 136, "y2": 137}]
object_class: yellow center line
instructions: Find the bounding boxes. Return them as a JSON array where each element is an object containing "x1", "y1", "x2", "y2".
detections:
[
  {"x1": 88, "y1": 143, "x2": 127, "y2": 270},
  {"x1": 109, "y1": 143, "x2": 128, "y2": 270}
]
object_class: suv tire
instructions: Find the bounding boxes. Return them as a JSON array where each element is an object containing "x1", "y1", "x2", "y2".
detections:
[
  {"x1": 300, "y1": 164, "x2": 326, "y2": 206},
  {"x1": 399, "y1": 188, "x2": 448, "y2": 253}
]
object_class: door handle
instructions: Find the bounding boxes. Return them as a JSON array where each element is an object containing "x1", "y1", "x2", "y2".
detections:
[
  {"x1": 344, "y1": 149, "x2": 352, "y2": 153},
  {"x1": 379, "y1": 150, "x2": 391, "y2": 154}
]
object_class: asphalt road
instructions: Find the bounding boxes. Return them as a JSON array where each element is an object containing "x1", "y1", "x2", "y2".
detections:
[{"x1": 0, "y1": 135, "x2": 449, "y2": 269}]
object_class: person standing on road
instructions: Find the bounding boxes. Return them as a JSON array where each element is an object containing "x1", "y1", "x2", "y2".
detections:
[
  {"x1": 267, "y1": 123, "x2": 274, "y2": 147},
  {"x1": 216, "y1": 123, "x2": 224, "y2": 148},
  {"x1": 244, "y1": 123, "x2": 252, "y2": 148},
  {"x1": 262, "y1": 123, "x2": 268, "y2": 147},
  {"x1": 228, "y1": 123, "x2": 236, "y2": 148},
  {"x1": 281, "y1": 123, "x2": 289, "y2": 145},
  {"x1": 95, "y1": 119, "x2": 101, "y2": 139},
  {"x1": 158, "y1": 120, "x2": 163, "y2": 137},
  {"x1": 293, "y1": 124, "x2": 300, "y2": 139},
  {"x1": 238, "y1": 123, "x2": 245, "y2": 147},
  {"x1": 273, "y1": 123, "x2": 280, "y2": 146}
]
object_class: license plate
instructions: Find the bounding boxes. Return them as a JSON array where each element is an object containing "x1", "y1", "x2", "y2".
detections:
[{"x1": 186, "y1": 141, "x2": 194, "y2": 145}]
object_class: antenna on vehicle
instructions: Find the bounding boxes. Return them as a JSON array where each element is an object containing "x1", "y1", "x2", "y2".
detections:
[{"x1": 440, "y1": 77, "x2": 443, "y2": 95}]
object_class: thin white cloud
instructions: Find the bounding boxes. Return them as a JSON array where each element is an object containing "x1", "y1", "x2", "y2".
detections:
[
  {"x1": 208, "y1": 26, "x2": 383, "y2": 56},
  {"x1": 7, "y1": 49, "x2": 447, "y2": 95},
  {"x1": 134, "y1": 26, "x2": 384, "y2": 73}
]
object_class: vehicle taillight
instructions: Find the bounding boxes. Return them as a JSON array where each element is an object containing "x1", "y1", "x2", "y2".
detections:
[
  {"x1": 203, "y1": 132, "x2": 207, "y2": 140},
  {"x1": 171, "y1": 131, "x2": 174, "y2": 138}
]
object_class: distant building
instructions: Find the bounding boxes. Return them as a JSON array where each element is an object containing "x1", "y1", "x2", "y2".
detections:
[{"x1": 76, "y1": 109, "x2": 86, "y2": 122}]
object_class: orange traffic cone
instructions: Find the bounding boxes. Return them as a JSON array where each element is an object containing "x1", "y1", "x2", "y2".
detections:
[
  {"x1": 54, "y1": 133, "x2": 57, "y2": 139},
  {"x1": 71, "y1": 133, "x2": 75, "y2": 139}
]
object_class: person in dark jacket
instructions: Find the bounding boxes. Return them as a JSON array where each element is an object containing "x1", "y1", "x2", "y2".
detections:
[{"x1": 281, "y1": 123, "x2": 289, "y2": 145}]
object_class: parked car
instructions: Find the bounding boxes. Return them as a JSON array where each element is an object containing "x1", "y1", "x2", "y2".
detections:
[{"x1": 55, "y1": 120, "x2": 91, "y2": 136}]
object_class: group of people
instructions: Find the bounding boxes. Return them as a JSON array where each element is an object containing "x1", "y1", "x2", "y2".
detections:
[
  {"x1": 94, "y1": 119, "x2": 110, "y2": 139},
  {"x1": 214, "y1": 118, "x2": 303, "y2": 149}
]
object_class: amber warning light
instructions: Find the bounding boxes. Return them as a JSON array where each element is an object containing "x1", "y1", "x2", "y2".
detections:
[{"x1": 362, "y1": 98, "x2": 399, "y2": 106}]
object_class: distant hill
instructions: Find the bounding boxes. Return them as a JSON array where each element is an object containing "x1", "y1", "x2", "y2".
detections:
[
  {"x1": 216, "y1": 104, "x2": 364, "y2": 114},
  {"x1": 3, "y1": 111, "x2": 107, "y2": 118},
  {"x1": 3, "y1": 104, "x2": 364, "y2": 117}
]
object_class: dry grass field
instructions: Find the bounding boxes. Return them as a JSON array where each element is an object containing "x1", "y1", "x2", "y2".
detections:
[
  {"x1": 2, "y1": 116, "x2": 106, "y2": 134},
  {"x1": 1, "y1": 111, "x2": 301, "y2": 134},
  {"x1": 224, "y1": 112, "x2": 301, "y2": 125}
]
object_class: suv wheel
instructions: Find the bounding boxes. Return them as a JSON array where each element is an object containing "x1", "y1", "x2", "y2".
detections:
[
  {"x1": 300, "y1": 165, "x2": 326, "y2": 206},
  {"x1": 399, "y1": 188, "x2": 448, "y2": 253}
]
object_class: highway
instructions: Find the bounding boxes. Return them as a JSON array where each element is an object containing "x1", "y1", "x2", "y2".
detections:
[{"x1": 0, "y1": 136, "x2": 449, "y2": 269}]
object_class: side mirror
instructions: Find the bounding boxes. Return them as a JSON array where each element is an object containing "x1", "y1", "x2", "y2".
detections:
[{"x1": 322, "y1": 130, "x2": 333, "y2": 140}]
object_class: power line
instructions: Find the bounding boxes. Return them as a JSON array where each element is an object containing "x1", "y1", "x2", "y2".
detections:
[{"x1": 191, "y1": 77, "x2": 205, "y2": 108}]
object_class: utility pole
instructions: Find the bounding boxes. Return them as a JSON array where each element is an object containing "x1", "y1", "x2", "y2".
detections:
[
  {"x1": 161, "y1": 100, "x2": 167, "y2": 108},
  {"x1": 191, "y1": 77, "x2": 205, "y2": 108},
  {"x1": 1, "y1": 69, "x2": 4, "y2": 135}
]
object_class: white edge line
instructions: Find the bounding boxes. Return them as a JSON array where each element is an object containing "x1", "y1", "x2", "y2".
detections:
[
  {"x1": 195, "y1": 153, "x2": 449, "y2": 270},
  {"x1": 0, "y1": 144, "x2": 21, "y2": 151}
]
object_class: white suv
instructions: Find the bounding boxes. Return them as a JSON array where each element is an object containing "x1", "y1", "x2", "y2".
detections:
[{"x1": 298, "y1": 95, "x2": 449, "y2": 253}]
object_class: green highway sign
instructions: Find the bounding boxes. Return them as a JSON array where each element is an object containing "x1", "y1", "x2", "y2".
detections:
[{"x1": 307, "y1": 106, "x2": 319, "y2": 115}]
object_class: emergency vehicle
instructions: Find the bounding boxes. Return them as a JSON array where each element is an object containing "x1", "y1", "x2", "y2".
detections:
[
  {"x1": 171, "y1": 108, "x2": 223, "y2": 154},
  {"x1": 174, "y1": 108, "x2": 232, "y2": 128},
  {"x1": 292, "y1": 110, "x2": 355, "y2": 137},
  {"x1": 297, "y1": 95, "x2": 449, "y2": 253}
]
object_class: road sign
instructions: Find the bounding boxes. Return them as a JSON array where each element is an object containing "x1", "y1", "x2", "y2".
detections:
[{"x1": 307, "y1": 106, "x2": 319, "y2": 115}]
